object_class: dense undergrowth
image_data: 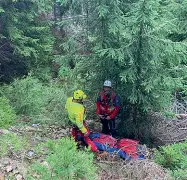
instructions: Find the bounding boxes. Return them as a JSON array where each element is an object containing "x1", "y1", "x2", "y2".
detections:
[{"x1": 155, "y1": 141, "x2": 187, "y2": 180}]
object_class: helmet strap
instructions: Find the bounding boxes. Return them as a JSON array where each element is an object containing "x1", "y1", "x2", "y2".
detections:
[{"x1": 73, "y1": 98, "x2": 83, "y2": 104}]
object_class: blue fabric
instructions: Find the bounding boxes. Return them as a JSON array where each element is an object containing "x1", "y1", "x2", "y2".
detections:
[
  {"x1": 76, "y1": 135, "x2": 83, "y2": 141},
  {"x1": 79, "y1": 132, "x2": 145, "y2": 160},
  {"x1": 114, "y1": 95, "x2": 120, "y2": 106},
  {"x1": 138, "y1": 154, "x2": 145, "y2": 159},
  {"x1": 94, "y1": 142, "x2": 108, "y2": 151},
  {"x1": 97, "y1": 96, "x2": 102, "y2": 102},
  {"x1": 89, "y1": 132, "x2": 101, "y2": 139},
  {"x1": 93, "y1": 141, "x2": 132, "y2": 160}
]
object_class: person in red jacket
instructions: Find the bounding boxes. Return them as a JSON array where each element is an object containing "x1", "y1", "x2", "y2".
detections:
[{"x1": 96, "y1": 80, "x2": 120, "y2": 137}]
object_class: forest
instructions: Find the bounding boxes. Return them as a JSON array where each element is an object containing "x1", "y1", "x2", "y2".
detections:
[{"x1": 0, "y1": 0, "x2": 187, "y2": 179}]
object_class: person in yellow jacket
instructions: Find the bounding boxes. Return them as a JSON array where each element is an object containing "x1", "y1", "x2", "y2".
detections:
[{"x1": 65, "y1": 90, "x2": 99, "y2": 153}]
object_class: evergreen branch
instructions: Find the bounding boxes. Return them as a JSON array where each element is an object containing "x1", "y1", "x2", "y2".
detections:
[
  {"x1": 145, "y1": 19, "x2": 178, "y2": 35},
  {"x1": 123, "y1": 39, "x2": 137, "y2": 48},
  {"x1": 61, "y1": 14, "x2": 87, "y2": 21},
  {"x1": 0, "y1": 42, "x2": 8, "y2": 50},
  {"x1": 147, "y1": 35, "x2": 187, "y2": 46}
]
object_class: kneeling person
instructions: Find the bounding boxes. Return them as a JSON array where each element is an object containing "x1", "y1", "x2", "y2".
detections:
[{"x1": 65, "y1": 90, "x2": 99, "y2": 153}]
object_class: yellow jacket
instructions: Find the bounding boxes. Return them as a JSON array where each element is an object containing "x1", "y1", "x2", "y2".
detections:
[{"x1": 65, "y1": 97, "x2": 87, "y2": 133}]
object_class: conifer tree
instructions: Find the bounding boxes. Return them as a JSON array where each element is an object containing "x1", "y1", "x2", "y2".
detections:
[
  {"x1": 166, "y1": 0, "x2": 187, "y2": 42},
  {"x1": 0, "y1": 0, "x2": 54, "y2": 82},
  {"x1": 118, "y1": 0, "x2": 186, "y2": 111},
  {"x1": 56, "y1": 0, "x2": 187, "y2": 137},
  {"x1": 60, "y1": 0, "x2": 186, "y2": 106}
]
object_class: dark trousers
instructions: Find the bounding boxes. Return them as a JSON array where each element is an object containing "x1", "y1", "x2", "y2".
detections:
[{"x1": 101, "y1": 118, "x2": 117, "y2": 137}]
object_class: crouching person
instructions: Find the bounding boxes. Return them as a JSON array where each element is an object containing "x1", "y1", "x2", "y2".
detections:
[{"x1": 65, "y1": 90, "x2": 99, "y2": 153}]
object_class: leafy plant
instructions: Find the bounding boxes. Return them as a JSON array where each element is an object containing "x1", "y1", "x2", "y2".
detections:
[
  {"x1": 154, "y1": 141, "x2": 187, "y2": 179},
  {"x1": 41, "y1": 82, "x2": 69, "y2": 125},
  {"x1": 5, "y1": 76, "x2": 49, "y2": 116},
  {"x1": 0, "y1": 97, "x2": 16, "y2": 128},
  {"x1": 1, "y1": 75, "x2": 70, "y2": 125},
  {"x1": 27, "y1": 138, "x2": 97, "y2": 180}
]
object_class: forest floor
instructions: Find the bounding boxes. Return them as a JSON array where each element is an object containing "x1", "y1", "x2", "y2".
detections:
[{"x1": 0, "y1": 118, "x2": 174, "y2": 180}]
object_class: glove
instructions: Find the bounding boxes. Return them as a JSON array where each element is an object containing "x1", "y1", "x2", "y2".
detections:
[
  {"x1": 99, "y1": 114, "x2": 105, "y2": 119},
  {"x1": 106, "y1": 116, "x2": 111, "y2": 120},
  {"x1": 84, "y1": 131, "x2": 90, "y2": 137}
]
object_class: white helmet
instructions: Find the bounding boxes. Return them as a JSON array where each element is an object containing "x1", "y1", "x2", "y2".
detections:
[{"x1": 103, "y1": 80, "x2": 112, "y2": 87}]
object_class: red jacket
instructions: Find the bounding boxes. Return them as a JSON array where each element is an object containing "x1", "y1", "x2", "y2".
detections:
[{"x1": 96, "y1": 91, "x2": 120, "y2": 119}]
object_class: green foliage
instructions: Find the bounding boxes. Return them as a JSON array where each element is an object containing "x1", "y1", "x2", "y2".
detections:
[
  {"x1": 161, "y1": 110, "x2": 176, "y2": 119},
  {"x1": 154, "y1": 141, "x2": 187, "y2": 179},
  {"x1": 27, "y1": 138, "x2": 97, "y2": 180},
  {"x1": 166, "y1": 0, "x2": 187, "y2": 42},
  {"x1": 1, "y1": 75, "x2": 69, "y2": 125},
  {"x1": 172, "y1": 169, "x2": 187, "y2": 180},
  {"x1": 57, "y1": 0, "x2": 187, "y2": 139},
  {"x1": 42, "y1": 83, "x2": 69, "y2": 125},
  {"x1": 0, "y1": 0, "x2": 54, "y2": 59},
  {"x1": 116, "y1": 0, "x2": 185, "y2": 111},
  {"x1": 53, "y1": 55, "x2": 84, "y2": 92},
  {"x1": 0, "y1": 0, "x2": 54, "y2": 82},
  {"x1": 0, "y1": 97, "x2": 16, "y2": 129},
  {"x1": 1, "y1": 0, "x2": 187, "y2": 146},
  {"x1": 4, "y1": 76, "x2": 48, "y2": 116},
  {"x1": 59, "y1": 0, "x2": 186, "y2": 108},
  {"x1": 0, "y1": 133, "x2": 29, "y2": 157}
]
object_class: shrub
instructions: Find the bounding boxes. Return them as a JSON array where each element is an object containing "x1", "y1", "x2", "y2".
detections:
[
  {"x1": 6, "y1": 76, "x2": 48, "y2": 116},
  {"x1": 154, "y1": 141, "x2": 187, "y2": 179},
  {"x1": 0, "y1": 97, "x2": 16, "y2": 128},
  {"x1": 27, "y1": 138, "x2": 97, "y2": 180},
  {"x1": 42, "y1": 84, "x2": 69, "y2": 125},
  {"x1": 1, "y1": 76, "x2": 69, "y2": 125}
]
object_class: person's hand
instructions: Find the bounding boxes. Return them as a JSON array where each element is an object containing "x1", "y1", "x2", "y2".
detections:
[
  {"x1": 84, "y1": 131, "x2": 90, "y2": 137},
  {"x1": 106, "y1": 116, "x2": 111, "y2": 120},
  {"x1": 99, "y1": 114, "x2": 105, "y2": 119}
]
